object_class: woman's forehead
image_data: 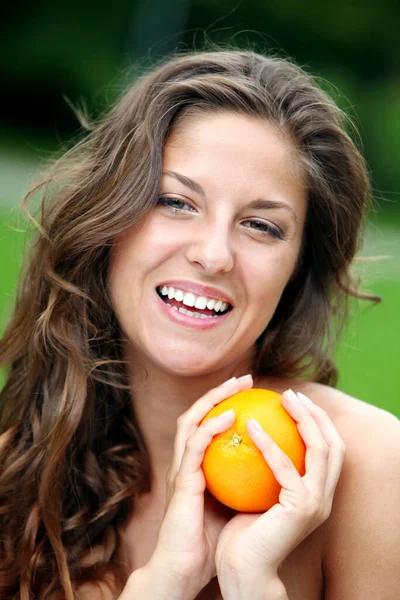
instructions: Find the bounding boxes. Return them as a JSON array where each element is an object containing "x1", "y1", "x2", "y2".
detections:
[{"x1": 162, "y1": 111, "x2": 306, "y2": 200}]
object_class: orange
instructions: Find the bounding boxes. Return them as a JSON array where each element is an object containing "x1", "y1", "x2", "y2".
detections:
[{"x1": 201, "y1": 388, "x2": 306, "y2": 513}]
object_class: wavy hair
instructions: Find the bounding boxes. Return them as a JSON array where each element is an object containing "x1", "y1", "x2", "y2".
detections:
[{"x1": 0, "y1": 48, "x2": 379, "y2": 598}]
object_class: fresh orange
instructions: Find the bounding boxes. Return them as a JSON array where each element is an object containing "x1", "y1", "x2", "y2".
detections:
[{"x1": 201, "y1": 388, "x2": 306, "y2": 513}]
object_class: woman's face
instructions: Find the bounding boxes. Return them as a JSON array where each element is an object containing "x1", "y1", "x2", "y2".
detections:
[{"x1": 109, "y1": 111, "x2": 307, "y2": 376}]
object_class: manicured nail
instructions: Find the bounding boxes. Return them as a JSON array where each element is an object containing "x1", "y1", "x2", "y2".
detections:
[
  {"x1": 248, "y1": 418, "x2": 263, "y2": 432},
  {"x1": 297, "y1": 392, "x2": 313, "y2": 405},
  {"x1": 238, "y1": 374, "x2": 253, "y2": 384},
  {"x1": 221, "y1": 377, "x2": 237, "y2": 387},
  {"x1": 218, "y1": 409, "x2": 235, "y2": 419},
  {"x1": 285, "y1": 389, "x2": 310, "y2": 416},
  {"x1": 287, "y1": 388, "x2": 300, "y2": 404}
]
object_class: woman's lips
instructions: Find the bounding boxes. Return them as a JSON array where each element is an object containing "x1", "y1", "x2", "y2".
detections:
[
  {"x1": 155, "y1": 288, "x2": 232, "y2": 330},
  {"x1": 156, "y1": 279, "x2": 234, "y2": 307}
]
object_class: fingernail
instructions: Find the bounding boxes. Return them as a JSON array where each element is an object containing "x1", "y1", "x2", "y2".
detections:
[
  {"x1": 297, "y1": 392, "x2": 313, "y2": 405},
  {"x1": 221, "y1": 377, "x2": 236, "y2": 387},
  {"x1": 218, "y1": 409, "x2": 236, "y2": 419},
  {"x1": 287, "y1": 388, "x2": 300, "y2": 404},
  {"x1": 238, "y1": 374, "x2": 253, "y2": 384},
  {"x1": 285, "y1": 389, "x2": 310, "y2": 416},
  {"x1": 248, "y1": 417, "x2": 263, "y2": 432}
]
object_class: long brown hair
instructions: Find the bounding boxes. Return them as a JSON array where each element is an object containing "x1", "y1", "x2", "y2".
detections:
[{"x1": 0, "y1": 48, "x2": 379, "y2": 598}]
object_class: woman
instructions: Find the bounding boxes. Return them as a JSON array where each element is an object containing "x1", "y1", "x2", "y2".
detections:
[{"x1": 0, "y1": 49, "x2": 399, "y2": 599}]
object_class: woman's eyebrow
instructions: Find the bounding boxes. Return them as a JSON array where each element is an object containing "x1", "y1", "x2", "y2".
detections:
[
  {"x1": 162, "y1": 170, "x2": 297, "y2": 224},
  {"x1": 163, "y1": 170, "x2": 206, "y2": 197},
  {"x1": 246, "y1": 199, "x2": 298, "y2": 224}
]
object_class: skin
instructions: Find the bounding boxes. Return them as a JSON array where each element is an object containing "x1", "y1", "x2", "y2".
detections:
[
  {"x1": 108, "y1": 112, "x2": 307, "y2": 496},
  {"x1": 97, "y1": 112, "x2": 400, "y2": 600}
]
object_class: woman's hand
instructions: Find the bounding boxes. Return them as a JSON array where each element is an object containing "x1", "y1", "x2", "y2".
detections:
[
  {"x1": 143, "y1": 374, "x2": 253, "y2": 599},
  {"x1": 215, "y1": 389, "x2": 346, "y2": 599}
]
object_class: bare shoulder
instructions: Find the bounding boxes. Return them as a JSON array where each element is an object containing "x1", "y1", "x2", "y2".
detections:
[
  {"x1": 297, "y1": 380, "x2": 400, "y2": 453},
  {"x1": 261, "y1": 375, "x2": 400, "y2": 446},
  {"x1": 265, "y1": 377, "x2": 400, "y2": 504},
  {"x1": 293, "y1": 380, "x2": 400, "y2": 511},
  {"x1": 260, "y1": 376, "x2": 400, "y2": 595},
  {"x1": 298, "y1": 382, "x2": 400, "y2": 598}
]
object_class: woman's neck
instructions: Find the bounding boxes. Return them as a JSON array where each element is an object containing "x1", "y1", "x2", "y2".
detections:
[{"x1": 123, "y1": 344, "x2": 254, "y2": 498}]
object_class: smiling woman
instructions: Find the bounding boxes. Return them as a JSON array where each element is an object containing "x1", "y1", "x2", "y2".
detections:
[
  {"x1": 1, "y1": 49, "x2": 399, "y2": 600},
  {"x1": 108, "y1": 112, "x2": 307, "y2": 377}
]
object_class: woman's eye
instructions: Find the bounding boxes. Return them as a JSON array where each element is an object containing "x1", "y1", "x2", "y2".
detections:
[
  {"x1": 243, "y1": 220, "x2": 284, "y2": 240},
  {"x1": 157, "y1": 197, "x2": 194, "y2": 212},
  {"x1": 157, "y1": 199, "x2": 284, "y2": 240}
]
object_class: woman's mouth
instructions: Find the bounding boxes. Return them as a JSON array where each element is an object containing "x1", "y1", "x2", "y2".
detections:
[{"x1": 156, "y1": 285, "x2": 233, "y2": 321}]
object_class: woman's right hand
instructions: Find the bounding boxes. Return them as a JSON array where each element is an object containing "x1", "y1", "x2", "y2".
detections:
[{"x1": 139, "y1": 374, "x2": 253, "y2": 599}]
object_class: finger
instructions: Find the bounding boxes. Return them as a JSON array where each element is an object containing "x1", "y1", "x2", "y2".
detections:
[
  {"x1": 296, "y1": 392, "x2": 346, "y2": 499},
  {"x1": 281, "y1": 390, "x2": 329, "y2": 499},
  {"x1": 186, "y1": 374, "x2": 253, "y2": 426},
  {"x1": 170, "y1": 374, "x2": 253, "y2": 480},
  {"x1": 174, "y1": 410, "x2": 237, "y2": 493},
  {"x1": 246, "y1": 418, "x2": 306, "y2": 495}
]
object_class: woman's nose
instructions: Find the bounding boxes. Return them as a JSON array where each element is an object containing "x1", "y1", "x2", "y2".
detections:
[{"x1": 185, "y1": 223, "x2": 234, "y2": 274}]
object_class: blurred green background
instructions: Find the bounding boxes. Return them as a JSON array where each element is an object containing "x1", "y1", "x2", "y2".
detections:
[{"x1": 1, "y1": 1, "x2": 399, "y2": 415}]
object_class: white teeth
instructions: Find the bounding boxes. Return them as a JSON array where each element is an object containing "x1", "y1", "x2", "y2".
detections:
[
  {"x1": 158, "y1": 285, "x2": 231, "y2": 313},
  {"x1": 183, "y1": 292, "x2": 196, "y2": 307},
  {"x1": 206, "y1": 298, "x2": 216, "y2": 310},
  {"x1": 178, "y1": 306, "x2": 214, "y2": 319},
  {"x1": 214, "y1": 300, "x2": 222, "y2": 312},
  {"x1": 165, "y1": 302, "x2": 179, "y2": 310},
  {"x1": 194, "y1": 296, "x2": 208, "y2": 310}
]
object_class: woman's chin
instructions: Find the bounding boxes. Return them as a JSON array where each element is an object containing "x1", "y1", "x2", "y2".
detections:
[
  {"x1": 136, "y1": 330, "x2": 256, "y2": 376},
  {"x1": 149, "y1": 347, "x2": 252, "y2": 380},
  {"x1": 155, "y1": 357, "x2": 222, "y2": 377}
]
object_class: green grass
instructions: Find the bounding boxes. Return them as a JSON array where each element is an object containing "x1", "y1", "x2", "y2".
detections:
[
  {"x1": 336, "y1": 279, "x2": 400, "y2": 416},
  {"x1": 1, "y1": 177, "x2": 399, "y2": 418}
]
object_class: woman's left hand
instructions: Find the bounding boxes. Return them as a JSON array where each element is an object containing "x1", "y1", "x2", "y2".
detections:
[{"x1": 215, "y1": 389, "x2": 346, "y2": 597}]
